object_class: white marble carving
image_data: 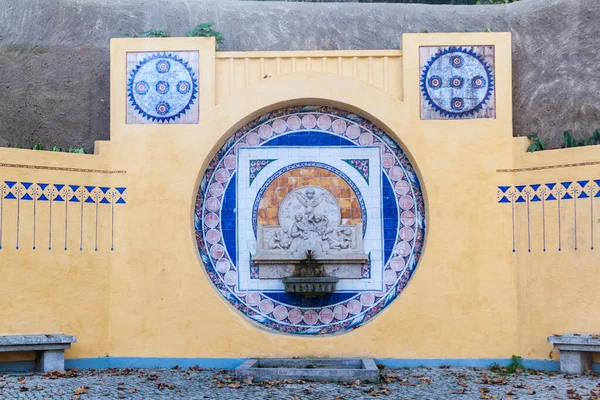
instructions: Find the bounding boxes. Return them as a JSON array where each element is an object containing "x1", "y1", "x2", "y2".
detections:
[{"x1": 253, "y1": 186, "x2": 367, "y2": 279}]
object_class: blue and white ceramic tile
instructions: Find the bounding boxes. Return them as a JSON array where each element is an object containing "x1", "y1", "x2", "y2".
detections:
[
  {"x1": 195, "y1": 106, "x2": 426, "y2": 335},
  {"x1": 126, "y1": 51, "x2": 199, "y2": 124},
  {"x1": 420, "y1": 46, "x2": 495, "y2": 120}
]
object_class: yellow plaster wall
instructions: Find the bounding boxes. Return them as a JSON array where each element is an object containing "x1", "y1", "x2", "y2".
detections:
[{"x1": 0, "y1": 33, "x2": 596, "y2": 365}]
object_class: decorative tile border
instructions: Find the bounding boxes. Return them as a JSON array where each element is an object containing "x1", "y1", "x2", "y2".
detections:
[
  {"x1": 497, "y1": 160, "x2": 600, "y2": 173},
  {"x1": 249, "y1": 159, "x2": 276, "y2": 186},
  {"x1": 195, "y1": 106, "x2": 425, "y2": 335},
  {"x1": 420, "y1": 46, "x2": 495, "y2": 120},
  {"x1": 0, "y1": 163, "x2": 126, "y2": 174},
  {"x1": 343, "y1": 159, "x2": 370, "y2": 184},
  {"x1": 498, "y1": 180, "x2": 599, "y2": 252},
  {"x1": 0, "y1": 182, "x2": 126, "y2": 251}
]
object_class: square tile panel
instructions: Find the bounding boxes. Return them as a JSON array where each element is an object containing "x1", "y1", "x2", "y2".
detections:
[
  {"x1": 126, "y1": 51, "x2": 199, "y2": 124},
  {"x1": 420, "y1": 46, "x2": 495, "y2": 120}
]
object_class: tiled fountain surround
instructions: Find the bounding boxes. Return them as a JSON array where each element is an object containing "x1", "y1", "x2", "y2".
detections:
[
  {"x1": 237, "y1": 146, "x2": 383, "y2": 292},
  {"x1": 196, "y1": 106, "x2": 425, "y2": 335}
]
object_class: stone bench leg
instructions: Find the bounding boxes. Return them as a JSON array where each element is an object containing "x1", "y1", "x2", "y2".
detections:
[
  {"x1": 559, "y1": 350, "x2": 592, "y2": 374},
  {"x1": 35, "y1": 350, "x2": 65, "y2": 372}
]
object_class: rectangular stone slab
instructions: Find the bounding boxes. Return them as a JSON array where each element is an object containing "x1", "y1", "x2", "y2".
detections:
[
  {"x1": 548, "y1": 334, "x2": 600, "y2": 346},
  {"x1": 0, "y1": 334, "x2": 76, "y2": 345},
  {"x1": 235, "y1": 358, "x2": 379, "y2": 383}
]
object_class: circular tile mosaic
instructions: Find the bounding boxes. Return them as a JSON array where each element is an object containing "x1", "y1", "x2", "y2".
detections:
[
  {"x1": 195, "y1": 106, "x2": 426, "y2": 335},
  {"x1": 127, "y1": 53, "x2": 198, "y2": 122},
  {"x1": 421, "y1": 47, "x2": 494, "y2": 118}
]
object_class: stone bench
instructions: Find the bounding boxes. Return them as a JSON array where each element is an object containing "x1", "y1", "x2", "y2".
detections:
[
  {"x1": 0, "y1": 334, "x2": 76, "y2": 372},
  {"x1": 548, "y1": 334, "x2": 600, "y2": 374}
]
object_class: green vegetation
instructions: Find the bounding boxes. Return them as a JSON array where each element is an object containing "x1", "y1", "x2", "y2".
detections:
[
  {"x1": 5, "y1": 143, "x2": 85, "y2": 154},
  {"x1": 489, "y1": 355, "x2": 526, "y2": 374},
  {"x1": 506, "y1": 355, "x2": 526, "y2": 373},
  {"x1": 526, "y1": 134, "x2": 544, "y2": 152},
  {"x1": 124, "y1": 29, "x2": 171, "y2": 38},
  {"x1": 527, "y1": 129, "x2": 600, "y2": 152},
  {"x1": 186, "y1": 23, "x2": 224, "y2": 44},
  {"x1": 124, "y1": 23, "x2": 225, "y2": 48}
]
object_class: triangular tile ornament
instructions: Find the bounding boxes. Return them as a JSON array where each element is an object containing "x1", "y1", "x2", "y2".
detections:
[
  {"x1": 595, "y1": 180, "x2": 600, "y2": 187},
  {"x1": 21, "y1": 182, "x2": 32, "y2": 190},
  {"x1": 85, "y1": 196, "x2": 95, "y2": 203},
  {"x1": 69, "y1": 185, "x2": 80, "y2": 192},
  {"x1": 100, "y1": 187, "x2": 110, "y2": 194},
  {"x1": 595, "y1": 190, "x2": 600, "y2": 198},
  {"x1": 4, "y1": 192, "x2": 16, "y2": 200},
  {"x1": 116, "y1": 198, "x2": 126, "y2": 204},
  {"x1": 546, "y1": 194, "x2": 557, "y2": 201},
  {"x1": 562, "y1": 192, "x2": 573, "y2": 200},
  {"x1": 99, "y1": 197, "x2": 110, "y2": 204},
  {"x1": 84, "y1": 186, "x2": 96, "y2": 193},
  {"x1": 515, "y1": 196, "x2": 526, "y2": 203},
  {"x1": 53, "y1": 195, "x2": 64, "y2": 202},
  {"x1": 530, "y1": 184, "x2": 541, "y2": 191},
  {"x1": 531, "y1": 195, "x2": 541, "y2": 202},
  {"x1": 498, "y1": 186, "x2": 511, "y2": 193},
  {"x1": 498, "y1": 196, "x2": 510, "y2": 203},
  {"x1": 69, "y1": 195, "x2": 80, "y2": 202},
  {"x1": 116, "y1": 187, "x2": 126, "y2": 195},
  {"x1": 562, "y1": 181, "x2": 572, "y2": 189},
  {"x1": 546, "y1": 183, "x2": 556, "y2": 190},
  {"x1": 515, "y1": 185, "x2": 526, "y2": 192},
  {"x1": 38, "y1": 194, "x2": 49, "y2": 201},
  {"x1": 579, "y1": 191, "x2": 590, "y2": 199},
  {"x1": 37, "y1": 183, "x2": 49, "y2": 190},
  {"x1": 4, "y1": 181, "x2": 16, "y2": 189},
  {"x1": 21, "y1": 193, "x2": 33, "y2": 201},
  {"x1": 54, "y1": 184, "x2": 65, "y2": 191},
  {"x1": 578, "y1": 180, "x2": 589, "y2": 188}
]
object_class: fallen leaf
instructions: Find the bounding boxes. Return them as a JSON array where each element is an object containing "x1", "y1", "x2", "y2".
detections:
[{"x1": 74, "y1": 386, "x2": 88, "y2": 395}]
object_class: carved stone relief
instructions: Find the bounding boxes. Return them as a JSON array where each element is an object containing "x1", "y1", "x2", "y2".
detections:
[{"x1": 253, "y1": 186, "x2": 367, "y2": 279}]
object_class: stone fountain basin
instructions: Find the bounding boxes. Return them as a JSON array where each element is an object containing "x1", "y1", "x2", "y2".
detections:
[{"x1": 235, "y1": 358, "x2": 379, "y2": 383}]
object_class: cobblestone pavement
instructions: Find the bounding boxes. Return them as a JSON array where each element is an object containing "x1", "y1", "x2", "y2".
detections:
[{"x1": 0, "y1": 366, "x2": 598, "y2": 399}]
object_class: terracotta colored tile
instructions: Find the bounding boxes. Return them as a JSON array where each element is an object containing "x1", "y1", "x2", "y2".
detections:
[
  {"x1": 258, "y1": 209, "x2": 268, "y2": 222},
  {"x1": 339, "y1": 198, "x2": 351, "y2": 210},
  {"x1": 341, "y1": 218, "x2": 351, "y2": 225},
  {"x1": 298, "y1": 178, "x2": 310, "y2": 186},
  {"x1": 330, "y1": 187, "x2": 342, "y2": 197},
  {"x1": 276, "y1": 187, "x2": 288, "y2": 198},
  {"x1": 267, "y1": 207, "x2": 278, "y2": 219},
  {"x1": 341, "y1": 210, "x2": 351, "y2": 219},
  {"x1": 288, "y1": 177, "x2": 298, "y2": 186},
  {"x1": 340, "y1": 188, "x2": 351, "y2": 198}
]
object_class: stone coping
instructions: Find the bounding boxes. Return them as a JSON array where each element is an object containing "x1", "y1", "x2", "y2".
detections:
[
  {"x1": 0, "y1": 334, "x2": 76, "y2": 346},
  {"x1": 548, "y1": 334, "x2": 600, "y2": 346}
]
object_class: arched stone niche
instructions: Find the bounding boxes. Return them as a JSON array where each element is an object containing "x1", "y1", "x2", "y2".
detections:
[{"x1": 195, "y1": 106, "x2": 425, "y2": 335}]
